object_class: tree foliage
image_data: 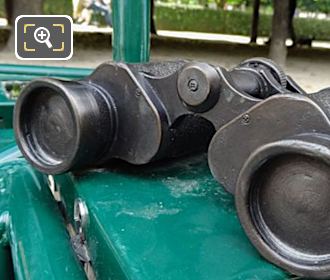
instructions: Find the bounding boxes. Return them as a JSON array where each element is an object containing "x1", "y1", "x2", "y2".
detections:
[
  {"x1": 298, "y1": 0, "x2": 330, "y2": 13},
  {"x1": 161, "y1": 0, "x2": 330, "y2": 13}
]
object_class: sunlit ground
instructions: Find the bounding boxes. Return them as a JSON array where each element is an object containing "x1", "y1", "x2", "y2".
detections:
[{"x1": 157, "y1": 30, "x2": 330, "y2": 50}]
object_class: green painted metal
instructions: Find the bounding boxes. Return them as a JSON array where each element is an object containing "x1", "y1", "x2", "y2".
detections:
[
  {"x1": 0, "y1": 64, "x2": 92, "y2": 80},
  {"x1": 0, "y1": 145, "x2": 21, "y2": 164},
  {"x1": 0, "y1": 193, "x2": 13, "y2": 280},
  {"x1": 0, "y1": 160, "x2": 86, "y2": 280},
  {"x1": 0, "y1": 245, "x2": 14, "y2": 280},
  {"x1": 112, "y1": 0, "x2": 150, "y2": 62},
  {"x1": 0, "y1": 129, "x2": 15, "y2": 150},
  {"x1": 0, "y1": 83, "x2": 15, "y2": 129},
  {"x1": 0, "y1": 102, "x2": 14, "y2": 129},
  {"x1": 0, "y1": 179, "x2": 10, "y2": 280},
  {"x1": 56, "y1": 156, "x2": 289, "y2": 280},
  {"x1": 0, "y1": 221, "x2": 14, "y2": 280}
]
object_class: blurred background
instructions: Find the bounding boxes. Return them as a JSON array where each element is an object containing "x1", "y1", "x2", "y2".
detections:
[{"x1": 1, "y1": 0, "x2": 330, "y2": 92}]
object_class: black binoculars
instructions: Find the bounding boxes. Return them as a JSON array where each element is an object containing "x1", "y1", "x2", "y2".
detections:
[{"x1": 14, "y1": 58, "x2": 330, "y2": 279}]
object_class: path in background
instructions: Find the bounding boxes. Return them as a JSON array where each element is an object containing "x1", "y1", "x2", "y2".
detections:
[
  {"x1": 0, "y1": 22, "x2": 328, "y2": 92},
  {"x1": 72, "y1": 24, "x2": 330, "y2": 50}
]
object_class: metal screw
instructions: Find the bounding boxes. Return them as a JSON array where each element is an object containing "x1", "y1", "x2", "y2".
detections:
[
  {"x1": 135, "y1": 88, "x2": 141, "y2": 97},
  {"x1": 188, "y1": 79, "x2": 199, "y2": 92},
  {"x1": 74, "y1": 198, "x2": 89, "y2": 238},
  {"x1": 242, "y1": 114, "x2": 250, "y2": 125}
]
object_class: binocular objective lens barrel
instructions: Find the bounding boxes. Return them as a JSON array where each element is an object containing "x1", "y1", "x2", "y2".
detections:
[{"x1": 14, "y1": 79, "x2": 116, "y2": 174}]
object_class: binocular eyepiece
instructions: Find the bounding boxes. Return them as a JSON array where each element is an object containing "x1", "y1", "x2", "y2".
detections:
[{"x1": 13, "y1": 58, "x2": 330, "y2": 279}]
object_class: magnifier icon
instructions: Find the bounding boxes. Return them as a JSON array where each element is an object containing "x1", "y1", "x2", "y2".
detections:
[{"x1": 34, "y1": 27, "x2": 53, "y2": 49}]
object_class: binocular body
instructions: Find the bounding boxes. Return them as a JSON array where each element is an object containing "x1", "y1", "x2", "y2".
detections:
[{"x1": 14, "y1": 58, "x2": 330, "y2": 279}]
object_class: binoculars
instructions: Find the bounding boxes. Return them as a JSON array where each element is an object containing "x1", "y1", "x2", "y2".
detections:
[{"x1": 14, "y1": 58, "x2": 330, "y2": 279}]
